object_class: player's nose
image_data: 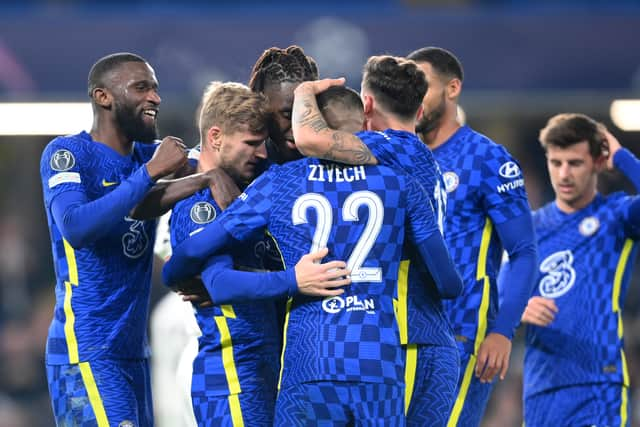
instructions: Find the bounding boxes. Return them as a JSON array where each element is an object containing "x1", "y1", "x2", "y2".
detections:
[{"x1": 255, "y1": 141, "x2": 267, "y2": 159}]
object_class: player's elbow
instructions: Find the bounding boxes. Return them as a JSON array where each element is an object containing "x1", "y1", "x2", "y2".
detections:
[
  {"x1": 59, "y1": 225, "x2": 94, "y2": 249},
  {"x1": 439, "y1": 271, "x2": 464, "y2": 299}
]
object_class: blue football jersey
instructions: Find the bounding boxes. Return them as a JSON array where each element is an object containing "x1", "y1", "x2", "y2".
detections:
[
  {"x1": 433, "y1": 126, "x2": 531, "y2": 354},
  {"x1": 170, "y1": 188, "x2": 284, "y2": 396},
  {"x1": 357, "y1": 129, "x2": 454, "y2": 347},
  {"x1": 524, "y1": 193, "x2": 640, "y2": 397},
  {"x1": 40, "y1": 131, "x2": 158, "y2": 363},
  {"x1": 215, "y1": 158, "x2": 439, "y2": 388}
]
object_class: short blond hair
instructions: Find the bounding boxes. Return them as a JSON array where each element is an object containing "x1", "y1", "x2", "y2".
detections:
[{"x1": 198, "y1": 81, "x2": 270, "y2": 141}]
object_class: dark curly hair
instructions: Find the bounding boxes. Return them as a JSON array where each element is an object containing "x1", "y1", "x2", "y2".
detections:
[{"x1": 248, "y1": 45, "x2": 319, "y2": 93}]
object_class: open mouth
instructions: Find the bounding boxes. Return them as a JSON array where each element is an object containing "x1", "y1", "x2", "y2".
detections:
[{"x1": 142, "y1": 109, "x2": 158, "y2": 124}]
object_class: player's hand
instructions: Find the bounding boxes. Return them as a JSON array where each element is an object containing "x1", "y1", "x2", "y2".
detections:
[
  {"x1": 294, "y1": 78, "x2": 346, "y2": 96},
  {"x1": 521, "y1": 296, "x2": 558, "y2": 327},
  {"x1": 475, "y1": 332, "x2": 512, "y2": 383},
  {"x1": 146, "y1": 136, "x2": 188, "y2": 180},
  {"x1": 295, "y1": 248, "x2": 351, "y2": 297},
  {"x1": 603, "y1": 129, "x2": 622, "y2": 170},
  {"x1": 206, "y1": 168, "x2": 241, "y2": 210},
  {"x1": 173, "y1": 276, "x2": 213, "y2": 308}
]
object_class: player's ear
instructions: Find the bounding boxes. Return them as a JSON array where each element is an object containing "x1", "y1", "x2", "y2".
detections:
[
  {"x1": 414, "y1": 104, "x2": 424, "y2": 124},
  {"x1": 594, "y1": 152, "x2": 607, "y2": 172},
  {"x1": 446, "y1": 78, "x2": 462, "y2": 100},
  {"x1": 362, "y1": 95, "x2": 374, "y2": 117},
  {"x1": 92, "y1": 87, "x2": 112, "y2": 109},
  {"x1": 207, "y1": 126, "x2": 222, "y2": 151}
]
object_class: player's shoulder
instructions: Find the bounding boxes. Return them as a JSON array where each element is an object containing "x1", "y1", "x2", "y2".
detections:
[
  {"x1": 41, "y1": 132, "x2": 91, "y2": 163},
  {"x1": 171, "y1": 188, "x2": 219, "y2": 229},
  {"x1": 532, "y1": 202, "x2": 555, "y2": 226},
  {"x1": 600, "y1": 190, "x2": 637, "y2": 213},
  {"x1": 174, "y1": 188, "x2": 219, "y2": 217}
]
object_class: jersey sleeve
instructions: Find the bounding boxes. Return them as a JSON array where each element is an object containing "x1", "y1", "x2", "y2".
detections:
[
  {"x1": 169, "y1": 197, "x2": 219, "y2": 248},
  {"x1": 42, "y1": 136, "x2": 155, "y2": 248},
  {"x1": 478, "y1": 145, "x2": 531, "y2": 225},
  {"x1": 613, "y1": 147, "x2": 640, "y2": 192},
  {"x1": 404, "y1": 175, "x2": 438, "y2": 244},
  {"x1": 41, "y1": 137, "x2": 86, "y2": 208},
  {"x1": 201, "y1": 255, "x2": 297, "y2": 304},
  {"x1": 621, "y1": 195, "x2": 640, "y2": 240}
]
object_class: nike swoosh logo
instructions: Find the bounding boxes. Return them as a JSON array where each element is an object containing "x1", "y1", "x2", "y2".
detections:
[{"x1": 102, "y1": 179, "x2": 119, "y2": 187}]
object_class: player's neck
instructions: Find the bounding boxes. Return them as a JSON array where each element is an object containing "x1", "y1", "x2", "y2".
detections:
[
  {"x1": 418, "y1": 118, "x2": 460, "y2": 150},
  {"x1": 367, "y1": 112, "x2": 415, "y2": 134},
  {"x1": 90, "y1": 120, "x2": 134, "y2": 156},
  {"x1": 197, "y1": 151, "x2": 217, "y2": 173},
  {"x1": 555, "y1": 189, "x2": 597, "y2": 214}
]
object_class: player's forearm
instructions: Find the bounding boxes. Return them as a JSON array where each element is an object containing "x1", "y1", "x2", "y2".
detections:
[
  {"x1": 201, "y1": 255, "x2": 296, "y2": 304},
  {"x1": 492, "y1": 214, "x2": 538, "y2": 339},
  {"x1": 292, "y1": 86, "x2": 375, "y2": 164},
  {"x1": 415, "y1": 233, "x2": 463, "y2": 299},
  {"x1": 51, "y1": 165, "x2": 154, "y2": 248},
  {"x1": 625, "y1": 197, "x2": 640, "y2": 237},
  {"x1": 613, "y1": 148, "x2": 640, "y2": 192},
  {"x1": 162, "y1": 221, "x2": 234, "y2": 285},
  {"x1": 129, "y1": 173, "x2": 209, "y2": 220}
]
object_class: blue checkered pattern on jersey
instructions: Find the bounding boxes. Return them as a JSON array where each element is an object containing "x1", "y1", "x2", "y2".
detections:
[
  {"x1": 274, "y1": 381, "x2": 405, "y2": 426},
  {"x1": 357, "y1": 129, "x2": 454, "y2": 347},
  {"x1": 41, "y1": 132, "x2": 157, "y2": 364},
  {"x1": 170, "y1": 188, "x2": 283, "y2": 398},
  {"x1": 216, "y1": 158, "x2": 438, "y2": 388},
  {"x1": 524, "y1": 193, "x2": 640, "y2": 397},
  {"x1": 432, "y1": 126, "x2": 531, "y2": 350}
]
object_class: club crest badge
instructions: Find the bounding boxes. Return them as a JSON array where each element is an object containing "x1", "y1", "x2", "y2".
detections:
[
  {"x1": 443, "y1": 171, "x2": 459, "y2": 193},
  {"x1": 579, "y1": 216, "x2": 600, "y2": 237}
]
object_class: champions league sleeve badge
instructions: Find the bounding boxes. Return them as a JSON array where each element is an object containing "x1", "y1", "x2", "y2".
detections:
[
  {"x1": 50, "y1": 149, "x2": 76, "y2": 171},
  {"x1": 190, "y1": 202, "x2": 216, "y2": 224}
]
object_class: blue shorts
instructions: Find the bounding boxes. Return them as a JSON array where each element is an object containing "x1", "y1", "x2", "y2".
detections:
[
  {"x1": 405, "y1": 344, "x2": 459, "y2": 427},
  {"x1": 274, "y1": 381, "x2": 405, "y2": 426},
  {"x1": 191, "y1": 381, "x2": 276, "y2": 427},
  {"x1": 524, "y1": 382, "x2": 630, "y2": 427},
  {"x1": 46, "y1": 359, "x2": 152, "y2": 427},
  {"x1": 446, "y1": 351, "x2": 494, "y2": 427}
]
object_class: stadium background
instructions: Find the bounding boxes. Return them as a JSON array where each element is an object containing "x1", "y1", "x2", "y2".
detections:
[{"x1": 0, "y1": 0, "x2": 639, "y2": 425}]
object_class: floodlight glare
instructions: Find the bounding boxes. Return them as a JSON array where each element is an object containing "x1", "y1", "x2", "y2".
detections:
[{"x1": 0, "y1": 103, "x2": 92, "y2": 135}]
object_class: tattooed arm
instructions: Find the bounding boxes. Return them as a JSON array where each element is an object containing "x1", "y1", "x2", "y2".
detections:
[{"x1": 292, "y1": 79, "x2": 377, "y2": 165}]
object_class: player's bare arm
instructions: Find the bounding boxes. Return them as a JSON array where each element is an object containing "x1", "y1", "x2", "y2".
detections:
[
  {"x1": 206, "y1": 168, "x2": 241, "y2": 210},
  {"x1": 293, "y1": 79, "x2": 376, "y2": 165},
  {"x1": 130, "y1": 172, "x2": 210, "y2": 219}
]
